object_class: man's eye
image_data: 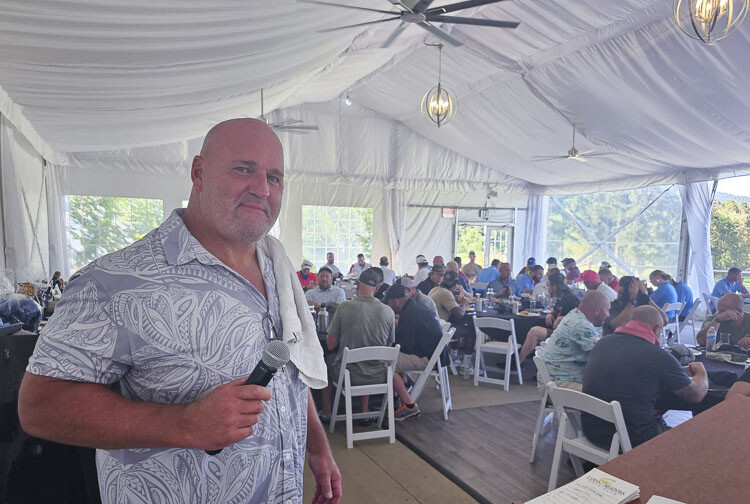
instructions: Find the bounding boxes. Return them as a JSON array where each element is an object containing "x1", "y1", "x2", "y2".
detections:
[
  {"x1": 234, "y1": 166, "x2": 249, "y2": 173},
  {"x1": 269, "y1": 175, "x2": 281, "y2": 184}
]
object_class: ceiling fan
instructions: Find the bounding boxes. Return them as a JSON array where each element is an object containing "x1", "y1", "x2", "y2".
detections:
[
  {"x1": 299, "y1": 0, "x2": 519, "y2": 47},
  {"x1": 531, "y1": 126, "x2": 612, "y2": 163},
  {"x1": 259, "y1": 89, "x2": 319, "y2": 134}
]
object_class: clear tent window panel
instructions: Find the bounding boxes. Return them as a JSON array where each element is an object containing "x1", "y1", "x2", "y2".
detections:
[
  {"x1": 301, "y1": 205, "x2": 373, "y2": 269},
  {"x1": 66, "y1": 196, "x2": 164, "y2": 273},
  {"x1": 546, "y1": 185, "x2": 682, "y2": 280}
]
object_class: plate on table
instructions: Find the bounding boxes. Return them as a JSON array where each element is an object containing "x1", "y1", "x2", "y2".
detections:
[
  {"x1": 517, "y1": 311, "x2": 542, "y2": 317},
  {"x1": 725, "y1": 359, "x2": 750, "y2": 366}
]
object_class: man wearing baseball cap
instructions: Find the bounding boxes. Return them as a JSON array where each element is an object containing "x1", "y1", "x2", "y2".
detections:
[
  {"x1": 430, "y1": 271, "x2": 474, "y2": 354},
  {"x1": 320, "y1": 267, "x2": 393, "y2": 423},
  {"x1": 581, "y1": 270, "x2": 617, "y2": 302},
  {"x1": 413, "y1": 255, "x2": 431, "y2": 284},
  {"x1": 417, "y1": 264, "x2": 446, "y2": 295},
  {"x1": 348, "y1": 253, "x2": 371, "y2": 278},
  {"x1": 297, "y1": 259, "x2": 318, "y2": 291},
  {"x1": 399, "y1": 277, "x2": 439, "y2": 317},
  {"x1": 562, "y1": 258, "x2": 581, "y2": 284}
]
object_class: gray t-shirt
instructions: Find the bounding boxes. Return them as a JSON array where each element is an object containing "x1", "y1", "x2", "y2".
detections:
[
  {"x1": 327, "y1": 296, "x2": 395, "y2": 384},
  {"x1": 27, "y1": 210, "x2": 308, "y2": 504},
  {"x1": 305, "y1": 285, "x2": 346, "y2": 305},
  {"x1": 413, "y1": 290, "x2": 439, "y2": 317}
]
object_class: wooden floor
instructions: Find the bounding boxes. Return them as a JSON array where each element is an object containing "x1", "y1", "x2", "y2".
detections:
[{"x1": 396, "y1": 400, "x2": 576, "y2": 504}]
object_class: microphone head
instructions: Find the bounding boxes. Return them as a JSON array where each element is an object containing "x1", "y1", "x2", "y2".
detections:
[{"x1": 261, "y1": 340, "x2": 290, "y2": 371}]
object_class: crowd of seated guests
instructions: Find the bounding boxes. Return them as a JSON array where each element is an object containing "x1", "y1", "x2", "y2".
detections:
[{"x1": 303, "y1": 249, "x2": 746, "y2": 446}]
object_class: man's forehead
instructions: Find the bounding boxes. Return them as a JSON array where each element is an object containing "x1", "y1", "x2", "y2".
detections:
[{"x1": 202, "y1": 119, "x2": 284, "y2": 169}]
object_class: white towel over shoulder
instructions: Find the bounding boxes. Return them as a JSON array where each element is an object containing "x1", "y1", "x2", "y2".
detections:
[{"x1": 260, "y1": 235, "x2": 327, "y2": 389}]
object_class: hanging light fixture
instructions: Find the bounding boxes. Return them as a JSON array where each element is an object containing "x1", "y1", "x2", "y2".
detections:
[
  {"x1": 674, "y1": 0, "x2": 749, "y2": 44},
  {"x1": 420, "y1": 43, "x2": 455, "y2": 128}
]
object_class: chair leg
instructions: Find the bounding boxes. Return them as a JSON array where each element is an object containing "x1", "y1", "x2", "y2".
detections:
[
  {"x1": 344, "y1": 377, "x2": 354, "y2": 449},
  {"x1": 529, "y1": 391, "x2": 548, "y2": 463},
  {"x1": 503, "y1": 349, "x2": 512, "y2": 392},
  {"x1": 329, "y1": 384, "x2": 341, "y2": 434},
  {"x1": 548, "y1": 415, "x2": 566, "y2": 492},
  {"x1": 377, "y1": 392, "x2": 387, "y2": 429},
  {"x1": 473, "y1": 348, "x2": 480, "y2": 386},
  {"x1": 442, "y1": 366, "x2": 453, "y2": 416},
  {"x1": 514, "y1": 341, "x2": 523, "y2": 385},
  {"x1": 387, "y1": 371, "x2": 396, "y2": 444}
]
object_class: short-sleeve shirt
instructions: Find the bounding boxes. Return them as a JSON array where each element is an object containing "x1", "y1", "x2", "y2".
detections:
[
  {"x1": 297, "y1": 270, "x2": 317, "y2": 289},
  {"x1": 381, "y1": 267, "x2": 397, "y2": 286},
  {"x1": 428, "y1": 287, "x2": 460, "y2": 322},
  {"x1": 595, "y1": 281, "x2": 617, "y2": 302},
  {"x1": 515, "y1": 274, "x2": 534, "y2": 296},
  {"x1": 413, "y1": 267, "x2": 431, "y2": 285},
  {"x1": 306, "y1": 285, "x2": 347, "y2": 305},
  {"x1": 26, "y1": 209, "x2": 308, "y2": 504},
  {"x1": 542, "y1": 310, "x2": 599, "y2": 384},
  {"x1": 650, "y1": 283, "x2": 679, "y2": 319},
  {"x1": 674, "y1": 281, "x2": 694, "y2": 317},
  {"x1": 349, "y1": 262, "x2": 371, "y2": 278},
  {"x1": 327, "y1": 295, "x2": 395, "y2": 385},
  {"x1": 476, "y1": 267, "x2": 499, "y2": 284},
  {"x1": 462, "y1": 262, "x2": 482, "y2": 280},
  {"x1": 488, "y1": 277, "x2": 516, "y2": 297},
  {"x1": 701, "y1": 312, "x2": 750, "y2": 345},
  {"x1": 554, "y1": 291, "x2": 580, "y2": 320},
  {"x1": 413, "y1": 290, "x2": 439, "y2": 317},
  {"x1": 712, "y1": 276, "x2": 743, "y2": 298},
  {"x1": 395, "y1": 298, "x2": 443, "y2": 358},
  {"x1": 582, "y1": 333, "x2": 691, "y2": 448}
]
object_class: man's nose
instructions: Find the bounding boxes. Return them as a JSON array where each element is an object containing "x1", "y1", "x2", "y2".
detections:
[{"x1": 247, "y1": 170, "x2": 270, "y2": 198}]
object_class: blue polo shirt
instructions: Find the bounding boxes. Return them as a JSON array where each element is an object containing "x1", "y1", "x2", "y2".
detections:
[
  {"x1": 515, "y1": 273, "x2": 534, "y2": 296},
  {"x1": 712, "y1": 276, "x2": 743, "y2": 298},
  {"x1": 674, "y1": 281, "x2": 693, "y2": 317},
  {"x1": 476, "y1": 267, "x2": 499, "y2": 284},
  {"x1": 488, "y1": 277, "x2": 516, "y2": 298},
  {"x1": 650, "y1": 283, "x2": 678, "y2": 320}
]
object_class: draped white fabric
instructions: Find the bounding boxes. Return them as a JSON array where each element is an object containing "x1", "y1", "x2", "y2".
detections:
[
  {"x1": 522, "y1": 195, "x2": 549, "y2": 264},
  {"x1": 384, "y1": 189, "x2": 406, "y2": 274},
  {"x1": 44, "y1": 164, "x2": 69, "y2": 278},
  {"x1": 679, "y1": 182, "x2": 716, "y2": 302}
]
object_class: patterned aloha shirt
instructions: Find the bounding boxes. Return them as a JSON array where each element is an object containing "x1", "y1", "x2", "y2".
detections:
[
  {"x1": 542, "y1": 309, "x2": 600, "y2": 384},
  {"x1": 27, "y1": 209, "x2": 308, "y2": 504}
]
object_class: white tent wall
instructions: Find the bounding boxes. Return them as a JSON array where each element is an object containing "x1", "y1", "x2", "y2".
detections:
[{"x1": 0, "y1": 115, "x2": 49, "y2": 283}]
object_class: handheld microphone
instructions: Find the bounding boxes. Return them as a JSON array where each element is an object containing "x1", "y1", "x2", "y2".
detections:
[{"x1": 205, "y1": 340, "x2": 291, "y2": 455}]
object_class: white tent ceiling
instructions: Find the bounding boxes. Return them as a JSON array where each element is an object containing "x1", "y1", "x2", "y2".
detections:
[{"x1": 2, "y1": 0, "x2": 750, "y2": 193}]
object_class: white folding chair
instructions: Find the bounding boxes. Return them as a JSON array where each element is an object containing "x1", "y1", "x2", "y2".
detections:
[
  {"x1": 472, "y1": 316, "x2": 523, "y2": 391},
  {"x1": 546, "y1": 382, "x2": 632, "y2": 491},
  {"x1": 661, "y1": 301, "x2": 685, "y2": 345},
  {"x1": 702, "y1": 293, "x2": 715, "y2": 316},
  {"x1": 678, "y1": 299, "x2": 702, "y2": 346},
  {"x1": 329, "y1": 345, "x2": 400, "y2": 449},
  {"x1": 408, "y1": 326, "x2": 456, "y2": 421},
  {"x1": 530, "y1": 351, "x2": 556, "y2": 463}
]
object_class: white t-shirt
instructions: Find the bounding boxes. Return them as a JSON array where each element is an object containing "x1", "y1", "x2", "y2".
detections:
[
  {"x1": 595, "y1": 281, "x2": 618, "y2": 302},
  {"x1": 414, "y1": 267, "x2": 430, "y2": 284},
  {"x1": 380, "y1": 267, "x2": 397, "y2": 286}
]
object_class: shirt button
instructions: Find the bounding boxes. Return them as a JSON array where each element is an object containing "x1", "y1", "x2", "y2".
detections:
[
  {"x1": 280, "y1": 406, "x2": 286, "y2": 413},
  {"x1": 286, "y1": 500, "x2": 292, "y2": 504},
  {"x1": 284, "y1": 453, "x2": 292, "y2": 460}
]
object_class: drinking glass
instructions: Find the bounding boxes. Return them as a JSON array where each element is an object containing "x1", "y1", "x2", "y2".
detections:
[
  {"x1": 530, "y1": 300, "x2": 537, "y2": 311},
  {"x1": 719, "y1": 332, "x2": 731, "y2": 348}
]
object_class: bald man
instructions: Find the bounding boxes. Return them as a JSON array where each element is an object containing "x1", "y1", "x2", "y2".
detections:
[
  {"x1": 582, "y1": 305, "x2": 721, "y2": 448},
  {"x1": 540, "y1": 291, "x2": 610, "y2": 391},
  {"x1": 697, "y1": 293, "x2": 750, "y2": 348},
  {"x1": 18, "y1": 119, "x2": 341, "y2": 503}
]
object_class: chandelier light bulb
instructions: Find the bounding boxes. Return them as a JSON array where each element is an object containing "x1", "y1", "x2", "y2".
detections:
[
  {"x1": 674, "y1": 0, "x2": 749, "y2": 44},
  {"x1": 419, "y1": 44, "x2": 456, "y2": 128}
]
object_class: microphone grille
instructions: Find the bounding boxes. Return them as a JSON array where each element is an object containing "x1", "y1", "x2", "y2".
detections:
[{"x1": 261, "y1": 340, "x2": 291, "y2": 370}]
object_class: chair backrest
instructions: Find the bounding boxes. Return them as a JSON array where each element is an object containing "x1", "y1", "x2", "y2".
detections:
[
  {"x1": 409, "y1": 327, "x2": 456, "y2": 402},
  {"x1": 439, "y1": 320, "x2": 452, "y2": 333},
  {"x1": 533, "y1": 355, "x2": 552, "y2": 385},
  {"x1": 470, "y1": 282, "x2": 488, "y2": 290},
  {"x1": 662, "y1": 302, "x2": 685, "y2": 317},
  {"x1": 679, "y1": 299, "x2": 702, "y2": 330},
  {"x1": 341, "y1": 345, "x2": 400, "y2": 369},
  {"x1": 702, "y1": 293, "x2": 715, "y2": 315},
  {"x1": 546, "y1": 382, "x2": 632, "y2": 453},
  {"x1": 473, "y1": 315, "x2": 516, "y2": 344}
]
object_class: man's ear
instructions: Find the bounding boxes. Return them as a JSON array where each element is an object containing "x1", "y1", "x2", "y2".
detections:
[{"x1": 191, "y1": 155, "x2": 204, "y2": 191}]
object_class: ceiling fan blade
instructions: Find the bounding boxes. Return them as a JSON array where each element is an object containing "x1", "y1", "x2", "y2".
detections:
[
  {"x1": 417, "y1": 21, "x2": 463, "y2": 46},
  {"x1": 412, "y1": 0, "x2": 437, "y2": 13},
  {"x1": 425, "y1": 14, "x2": 519, "y2": 28},
  {"x1": 319, "y1": 16, "x2": 401, "y2": 32},
  {"x1": 426, "y1": 0, "x2": 508, "y2": 15},
  {"x1": 271, "y1": 119, "x2": 304, "y2": 126},
  {"x1": 530, "y1": 156, "x2": 568, "y2": 162},
  {"x1": 388, "y1": 0, "x2": 414, "y2": 13},
  {"x1": 569, "y1": 156, "x2": 588, "y2": 163},
  {"x1": 581, "y1": 152, "x2": 613, "y2": 158},
  {"x1": 382, "y1": 21, "x2": 409, "y2": 48},
  {"x1": 274, "y1": 125, "x2": 320, "y2": 131},
  {"x1": 297, "y1": 0, "x2": 395, "y2": 14},
  {"x1": 577, "y1": 150, "x2": 596, "y2": 156}
]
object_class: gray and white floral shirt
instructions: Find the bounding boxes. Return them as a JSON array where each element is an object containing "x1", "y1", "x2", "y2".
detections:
[{"x1": 27, "y1": 209, "x2": 308, "y2": 504}]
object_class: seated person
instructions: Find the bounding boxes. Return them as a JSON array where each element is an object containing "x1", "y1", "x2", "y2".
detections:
[
  {"x1": 606, "y1": 276, "x2": 667, "y2": 335},
  {"x1": 398, "y1": 277, "x2": 439, "y2": 317},
  {"x1": 417, "y1": 264, "x2": 446, "y2": 295},
  {"x1": 446, "y1": 261, "x2": 472, "y2": 296},
  {"x1": 379, "y1": 256, "x2": 397, "y2": 286},
  {"x1": 712, "y1": 267, "x2": 750, "y2": 302},
  {"x1": 413, "y1": 255, "x2": 431, "y2": 284},
  {"x1": 320, "y1": 268, "x2": 393, "y2": 422},
  {"x1": 582, "y1": 306, "x2": 722, "y2": 449},
  {"x1": 462, "y1": 251, "x2": 482, "y2": 281},
  {"x1": 320, "y1": 251, "x2": 342, "y2": 279},
  {"x1": 598, "y1": 267, "x2": 619, "y2": 291},
  {"x1": 697, "y1": 293, "x2": 750, "y2": 348},
  {"x1": 532, "y1": 266, "x2": 559, "y2": 300},
  {"x1": 515, "y1": 264, "x2": 544, "y2": 296},
  {"x1": 348, "y1": 253, "x2": 371, "y2": 278},
  {"x1": 541, "y1": 291, "x2": 610, "y2": 391},
  {"x1": 487, "y1": 262, "x2": 515, "y2": 298},
  {"x1": 518, "y1": 272, "x2": 580, "y2": 361},
  {"x1": 649, "y1": 270, "x2": 679, "y2": 320},
  {"x1": 453, "y1": 256, "x2": 472, "y2": 289},
  {"x1": 384, "y1": 284, "x2": 445, "y2": 420},
  {"x1": 306, "y1": 266, "x2": 346, "y2": 311},
  {"x1": 296, "y1": 260, "x2": 317, "y2": 290},
  {"x1": 432, "y1": 255, "x2": 445, "y2": 267},
  {"x1": 673, "y1": 279, "x2": 694, "y2": 320},
  {"x1": 562, "y1": 258, "x2": 581, "y2": 284},
  {"x1": 516, "y1": 257, "x2": 536, "y2": 279},
  {"x1": 581, "y1": 270, "x2": 617, "y2": 302},
  {"x1": 429, "y1": 271, "x2": 474, "y2": 354},
  {"x1": 476, "y1": 259, "x2": 501, "y2": 285}
]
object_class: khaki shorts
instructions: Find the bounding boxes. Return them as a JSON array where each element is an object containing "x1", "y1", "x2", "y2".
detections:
[
  {"x1": 396, "y1": 353, "x2": 429, "y2": 374},
  {"x1": 554, "y1": 381, "x2": 583, "y2": 392}
]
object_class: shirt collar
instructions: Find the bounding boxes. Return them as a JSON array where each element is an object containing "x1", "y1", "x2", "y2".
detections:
[
  {"x1": 615, "y1": 320, "x2": 660, "y2": 345},
  {"x1": 159, "y1": 209, "x2": 230, "y2": 267}
]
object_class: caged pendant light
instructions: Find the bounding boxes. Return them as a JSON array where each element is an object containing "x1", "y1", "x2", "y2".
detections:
[
  {"x1": 420, "y1": 43, "x2": 455, "y2": 128},
  {"x1": 674, "y1": 0, "x2": 749, "y2": 44}
]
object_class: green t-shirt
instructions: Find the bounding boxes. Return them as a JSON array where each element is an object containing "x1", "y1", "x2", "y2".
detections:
[{"x1": 328, "y1": 296, "x2": 395, "y2": 385}]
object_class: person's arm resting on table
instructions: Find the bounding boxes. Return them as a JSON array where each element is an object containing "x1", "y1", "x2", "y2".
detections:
[{"x1": 671, "y1": 362, "x2": 709, "y2": 403}]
